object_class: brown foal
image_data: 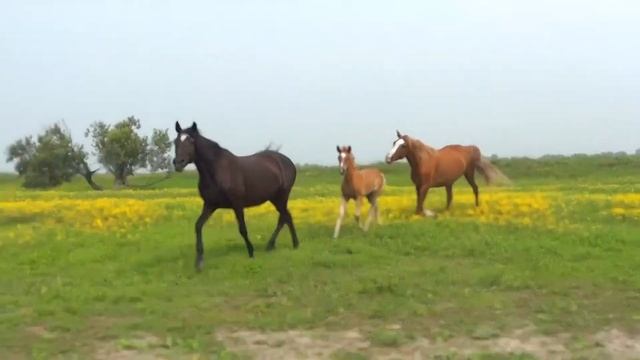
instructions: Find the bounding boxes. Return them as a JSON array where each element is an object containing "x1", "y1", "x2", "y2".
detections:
[{"x1": 334, "y1": 146, "x2": 385, "y2": 239}]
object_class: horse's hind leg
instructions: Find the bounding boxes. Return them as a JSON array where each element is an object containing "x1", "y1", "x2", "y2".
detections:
[
  {"x1": 464, "y1": 170, "x2": 479, "y2": 206},
  {"x1": 285, "y1": 207, "x2": 300, "y2": 249},
  {"x1": 272, "y1": 192, "x2": 300, "y2": 248},
  {"x1": 267, "y1": 195, "x2": 294, "y2": 250},
  {"x1": 445, "y1": 185, "x2": 453, "y2": 210},
  {"x1": 266, "y1": 211, "x2": 286, "y2": 251},
  {"x1": 374, "y1": 196, "x2": 381, "y2": 224},
  {"x1": 232, "y1": 207, "x2": 254, "y2": 258},
  {"x1": 194, "y1": 204, "x2": 216, "y2": 271}
]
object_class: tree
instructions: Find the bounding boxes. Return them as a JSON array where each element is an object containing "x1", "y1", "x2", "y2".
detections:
[
  {"x1": 6, "y1": 136, "x2": 36, "y2": 176},
  {"x1": 6, "y1": 123, "x2": 95, "y2": 189},
  {"x1": 636, "y1": 148, "x2": 640, "y2": 156},
  {"x1": 147, "y1": 128, "x2": 172, "y2": 173},
  {"x1": 85, "y1": 116, "x2": 148, "y2": 187}
]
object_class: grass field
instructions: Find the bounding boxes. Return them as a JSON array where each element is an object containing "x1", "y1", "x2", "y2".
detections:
[{"x1": 0, "y1": 156, "x2": 639, "y2": 359}]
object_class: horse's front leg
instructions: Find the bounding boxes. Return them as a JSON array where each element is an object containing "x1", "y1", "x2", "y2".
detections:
[
  {"x1": 195, "y1": 204, "x2": 216, "y2": 272},
  {"x1": 333, "y1": 197, "x2": 348, "y2": 239},
  {"x1": 416, "y1": 185, "x2": 436, "y2": 217},
  {"x1": 445, "y1": 184, "x2": 453, "y2": 210},
  {"x1": 415, "y1": 185, "x2": 424, "y2": 214}
]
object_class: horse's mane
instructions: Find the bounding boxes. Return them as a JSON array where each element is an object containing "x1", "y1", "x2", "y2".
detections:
[
  {"x1": 193, "y1": 131, "x2": 223, "y2": 152},
  {"x1": 408, "y1": 137, "x2": 437, "y2": 156},
  {"x1": 191, "y1": 132, "x2": 233, "y2": 169}
]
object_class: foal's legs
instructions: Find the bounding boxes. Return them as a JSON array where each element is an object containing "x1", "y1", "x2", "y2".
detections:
[
  {"x1": 333, "y1": 197, "x2": 348, "y2": 239},
  {"x1": 363, "y1": 194, "x2": 378, "y2": 231},
  {"x1": 194, "y1": 204, "x2": 216, "y2": 271},
  {"x1": 464, "y1": 170, "x2": 479, "y2": 206},
  {"x1": 445, "y1": 184, "x2": 453, "y2": 210},
  {"x1": 354, "y1": 196, "x2": 363, "y2": 227},
  {"x1": 233, "y1": 207, "x2": 254, "y2": 258}
]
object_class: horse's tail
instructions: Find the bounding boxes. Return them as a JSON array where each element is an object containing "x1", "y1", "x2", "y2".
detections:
[
  {"x1": 475, "y1": 157, "x2": 512, "y2": 186},
  {"x1": 264, "y1": 141, "x2": 282, "y2": 152}
]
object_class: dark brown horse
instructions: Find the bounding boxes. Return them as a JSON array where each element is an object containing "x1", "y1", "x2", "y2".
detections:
[
  {"x1": 385, "y1": 130, "x2": 510, "y2": 217},
  {"x1": 173, "y1": 122, "x2": 299, "y2": 271}
]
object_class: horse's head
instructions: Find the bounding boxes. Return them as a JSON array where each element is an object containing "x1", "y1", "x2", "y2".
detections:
[
  {"x1": 173, "y1": 121, "x2": 199, "y2": 172},
  {"x1": 385, "y1": 130, "x2": 409, "y2": 164},
  {"x1": 336, "y1": 145, "x2": 353, "y2": 175}
]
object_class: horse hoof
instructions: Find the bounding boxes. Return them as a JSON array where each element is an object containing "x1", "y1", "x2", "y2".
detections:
[
  {"x1": 423, "y1": 210, "x2": 437, "y2": 218},
  {"x1": 195, "y1": 260, "x2": 204, "y2": 272}
]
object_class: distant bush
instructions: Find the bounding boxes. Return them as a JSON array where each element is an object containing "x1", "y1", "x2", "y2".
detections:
[
  {"x1": 491, "y1": 153, "x2": 640, "y2": 180},
  {"x1": 6, "y1": 123, "x2": 87, "y2": 188}
]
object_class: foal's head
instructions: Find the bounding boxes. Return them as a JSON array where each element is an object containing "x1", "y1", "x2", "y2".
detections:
[
  {"x1": 173, "y1": 121, "x2": 199, "y2": 172},
  {"x1": 385, "y1": 130, "x2": 410, "y2": 164},
  {"x1": 336, "y1": 145, "x2": 354, "y2": 175}
]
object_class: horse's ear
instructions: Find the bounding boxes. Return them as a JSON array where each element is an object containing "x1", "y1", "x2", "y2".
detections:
[
  {"x1": 175, "y1": 121, "x2": 182, "y2": 133},
  {"x1": 191, "y1": 122, "x2": 198, "y2": 133},
  {"x1": 336, "y1": 145, "x2": 341, "y2": 153},
  {"x1": 347, "y1": 146, "x2": 352, "y2": 153},
  {"x1": 396, "y1": 130, "x2": 402, "y2": 138}
]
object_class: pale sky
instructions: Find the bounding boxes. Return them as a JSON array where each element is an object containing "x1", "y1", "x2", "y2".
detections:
[{"x1": 1, "y1": 0, "x2": 639, "y2": 171}]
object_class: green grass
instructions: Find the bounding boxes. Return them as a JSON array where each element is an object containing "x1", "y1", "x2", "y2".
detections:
[{"x1": 0, "y1": 156, "x2": 639, "y2": 358}]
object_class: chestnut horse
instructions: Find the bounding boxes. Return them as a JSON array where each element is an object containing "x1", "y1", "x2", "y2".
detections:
[
  {"x1": 385, "y1": 130, "x2": 510, "y2": 216},
  {"x1": 334, "y1": 145, "x2": 385, "y2": 239}
]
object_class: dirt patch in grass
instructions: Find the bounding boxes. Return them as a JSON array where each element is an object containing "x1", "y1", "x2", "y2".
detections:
[
  {"x1": 94, "y1": 347, "x2": 159, "y2": 360},
  {"x1": 25, "y1": 325, "x2": 56, "y2": 339},
  {"x1": 217, "y1": 329, "x2": 370, "y2": 359},
  {"x1": 592, "y1": 328, "x2": 640, "y2": 359},
  {"x1": 93, "y1": 333, "x2": 164, "y2": 360},
  {"x1": 216, "y1": 326, "x2": 640, "y2": 359}
]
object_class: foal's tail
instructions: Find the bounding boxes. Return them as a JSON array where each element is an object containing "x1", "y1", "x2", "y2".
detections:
[
  {"x1": 378, "y1": 173, "x2": 386, "y2": 194},
  {"x1": 475, "y1": 157, "x2": 512, "y2": 186}
]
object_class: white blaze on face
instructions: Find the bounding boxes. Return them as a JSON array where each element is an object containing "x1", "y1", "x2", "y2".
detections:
[
  {"x1": 180, "y1": 134, "x2": 188, "y2": 142},
  {"x1": 339, "y1": 152, "x2": 347, "y2": 172},
  {"x1": 386, "y1": 138, "x2": 405, "y2": 161}
]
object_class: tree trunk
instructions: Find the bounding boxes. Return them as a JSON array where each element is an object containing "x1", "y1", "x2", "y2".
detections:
[
  {"x1": 114, "y1": 167, "x2": 128, "y2": 188},
  {"x1": 80, "y1": 161, "x2": 103, "y2": 191}
]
